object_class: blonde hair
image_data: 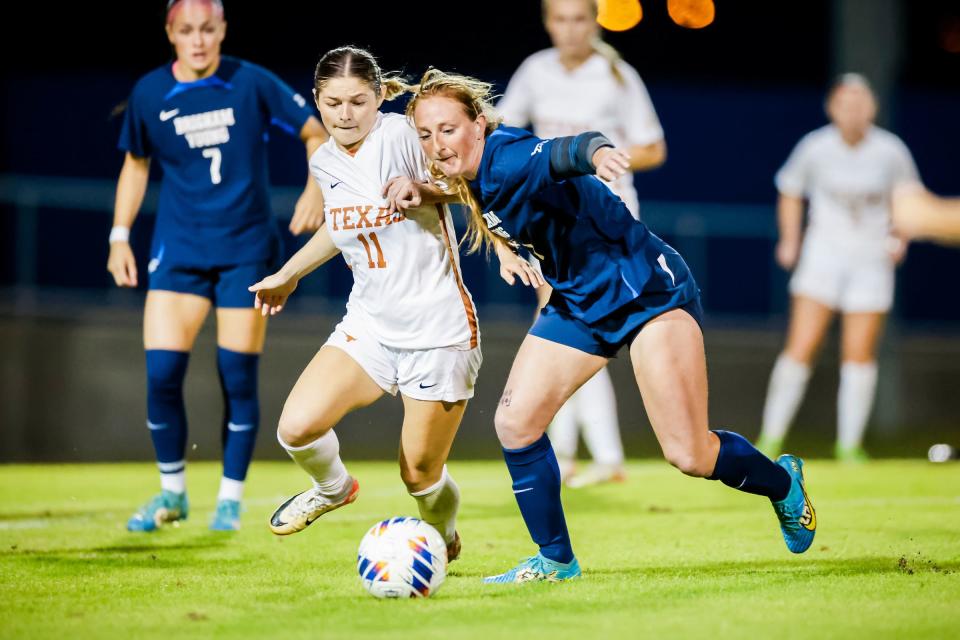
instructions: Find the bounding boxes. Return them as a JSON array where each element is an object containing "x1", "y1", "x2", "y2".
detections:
[
  {"x1": 406, "y1": 68, "x2": 504, "y2": 255},
  {"x1": 542, "y1": 0, "x2": 625, "y2": 85}
]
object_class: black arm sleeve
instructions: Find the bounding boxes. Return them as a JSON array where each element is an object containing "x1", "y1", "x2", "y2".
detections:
[{"x1": 548, "y1": 131, "x2": 614, "y2": 179}]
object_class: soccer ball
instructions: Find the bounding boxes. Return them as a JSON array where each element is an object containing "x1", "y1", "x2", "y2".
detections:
[{"x1": 357, "y1": 517, "x2": 447, "y2": 598}]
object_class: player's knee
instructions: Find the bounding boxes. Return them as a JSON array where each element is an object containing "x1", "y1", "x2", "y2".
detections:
[
  {"x1": 663, "y1": 447, "x2": 712, "y2": 478},
  {"x1": 277, "y1": 410, "x2": 330, "y2": 448},
  {"x1": 494, "y1": 405, "x2": 541, "y2": 449},
  {"x1": 145, "y1": 350, "x2": 189, "y2": 398},
  {"x1": 400, "y1": 458, "x2": 442, "y2": 492}
]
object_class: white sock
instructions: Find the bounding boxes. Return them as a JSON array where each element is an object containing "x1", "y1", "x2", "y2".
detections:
[
  {"x1": 409, "y1": 465, "x2": 460, "y2": 544},
  {"x1": 278, "y1": 429, "x2": 349, "y2": 498},
  {"x1": 837, "y1": 361, "x2": 878, "y2": 449},
  {"x1": 160, "y1": 470, "x2": 186, "y2": 494},
  {"x1": 218, "y1": 477, "x2": 244, "y2": 502},
  {"x1": 760, "y1": 354, "x2": 812, "y2": 442},
  {"x1": 576, "y1": 367, "x2": 624, "y2": 467},
  {"x1": 547, "y1": 397, "x2": 579, "y2": 462}
]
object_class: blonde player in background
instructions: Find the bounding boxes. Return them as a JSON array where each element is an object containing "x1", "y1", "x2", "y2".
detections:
[
  {"x1": 249, "y1": 47, "x2": 537, "y2": 560},
  {"x1": 496, "y1": 0, "x2": 666, "y2": 487},
  {"x1": 756, "y1": 74, "x2": 920, "y2": 462}
]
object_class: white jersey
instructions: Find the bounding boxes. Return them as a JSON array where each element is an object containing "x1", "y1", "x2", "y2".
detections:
[
  {"x1": 776, "y1": 124, "x2": 919, "y2": 259},
  {"x1": 309, "y1": 112, "x2": 479, "y2": 351},
  {"x1": 496, "y1": 49, "x2": 664, "y2": 219}
]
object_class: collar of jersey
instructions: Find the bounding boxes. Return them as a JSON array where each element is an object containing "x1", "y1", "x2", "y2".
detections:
[{"x1": 164, "y1": 74, "x2": 234, "y2": 101}]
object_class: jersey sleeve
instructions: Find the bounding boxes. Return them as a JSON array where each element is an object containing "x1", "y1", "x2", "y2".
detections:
[
  {"x1": 251, "y1": 63, "x2": 315, "y2": 138},
  {"x1": 391, "y1": 118, "x2": 431, "y2": 182},
  {"x1": 496, "y1": 60, "x2": 534, "y2": 127},
  {"x1": 616, "y1": 62, "x2": 664, "y2": 147},
  {"x1": 117, "y1": 82, "x2": 151, "y2": 157},
  {"x1": 890, "y1": 136, "x2": 920, "y2": 186},
  {"x1": 775, "y1": 134, "x2": 814, "y2": 197},
  {"x1": 486, "y1": 133, "x2": 557, "y2": 203}
]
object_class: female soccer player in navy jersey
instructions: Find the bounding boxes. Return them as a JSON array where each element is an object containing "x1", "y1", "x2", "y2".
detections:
[
  {"x1": 108, "y1": 0, "x2": 327, "y2": 532},
  {"x1": 405, "y1": 69, "x2": 818, "y2": 583}
]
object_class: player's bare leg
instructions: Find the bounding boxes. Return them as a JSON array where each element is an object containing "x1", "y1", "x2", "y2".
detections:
[
  {"x1": 270, "y1": 346, "x2": 384, "y2": 535},
  {"x1": 484, "y1": 336, "x2": 606, "y2": 583},
  {"x1": 630, "y1": 308, "x2": 815, "y2": 553},
  {"x1": 399, "y1": 396, "x2": 467, "y2": 561}
]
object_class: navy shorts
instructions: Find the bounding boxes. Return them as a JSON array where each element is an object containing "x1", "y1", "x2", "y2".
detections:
[
  {"x1": 149, "y1": 260, "x2": 274, "y2": 308},
  {"x1": 530, "y1": 250, "x2": 703, "y2": 358}
]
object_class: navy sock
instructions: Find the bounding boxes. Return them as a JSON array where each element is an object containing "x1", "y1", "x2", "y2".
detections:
[
  {"x1": 502, "y1": 434, "x2": 574, "y2": 564},
  {"x1": 709, "y1": 430, "x2": 790, "y2": 501},
  {"x1": 217, "y1": 347, "x2": 260, "y2": 482},
  {"x1": 145, "y1": 350, "x2": 190, "y2": 476}
]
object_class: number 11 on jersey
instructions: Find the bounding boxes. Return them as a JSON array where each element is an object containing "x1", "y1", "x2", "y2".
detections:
[{"x1": 357, "y1": 232, "x2": 387, "y2": 269}]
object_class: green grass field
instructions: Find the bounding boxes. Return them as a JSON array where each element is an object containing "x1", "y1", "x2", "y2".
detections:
[{"x1": 1, "y1": 460, "x2": 958, "y2": 639}]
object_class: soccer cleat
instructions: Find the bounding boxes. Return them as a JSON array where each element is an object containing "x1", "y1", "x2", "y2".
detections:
[
  {"x1": 210, "y1": 499, "x2": 242, "y2": 531},
  {"x1": 771, "y1": 455, "x2": 817, "y2": 553},
  {"x1": 482, "y1": 553, "x2": 581, "y2": 584},
  {"x1": 446, "y1": 531, "x2": 462, "y2": 563},
  {"x1": 755, "y1": 436, "x2": 783, "y2": 459},
  {"x1": 127, "y1": 490, "x2": 188, "y2": 532},
  {"x1": 834, "y1": 443, "x2": 869, "y2": 464},
  {"x1": 269, "y1": 477, "x2": 359, "y2": 536},
  {"x1": 565, "y1": 463, "x2": 626, "y2": 489}
]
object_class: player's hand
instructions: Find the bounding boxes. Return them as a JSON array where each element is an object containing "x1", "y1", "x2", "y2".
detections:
[
  {"x1": 775, "y1": 238, "x2": 801, "y2": 270},
  {"x1": 593, "y1": 146, "x2": 631, "y2": 182},
  {"x1": 495, "y1": 243, "x2": 544, "y2": 288},
  {"x1": 382, "y1": 177, "x2": 422, "y2": 214},
  {"x1": 107, "y1": 241, "x2": 138, "y2": 288},
  {"x1": 290, "y1": 187, "x2": 325, "y2": 236},
  {"x1": 248, "y1": 270, "x2": 299, "y2": 316},
  {"x1": 890, "y1": 181, "x2": 929, "y2": 240}
]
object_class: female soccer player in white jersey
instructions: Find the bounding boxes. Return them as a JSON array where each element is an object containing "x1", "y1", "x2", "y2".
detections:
[
  {"x1": 407, "y1": 69, "x2": 817, "y2": 584},
  {"x1": 756, "y1": 74, "x2": 920, "y2": 462},
  {"x1": 496, "y1": 0, "x2": 667, "y2": 487},
  {"x1": 248, "y1": 47, "x2": 533, "y2": 560},
  {"x1": 109, "y1": 0, "x2": 327, "y2": 532}
]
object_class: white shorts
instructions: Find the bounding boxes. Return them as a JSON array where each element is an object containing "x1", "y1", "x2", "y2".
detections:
[
  {"x1": 324, "y1": 312, "x2": 482, "y2": 402},
  {"x1": 789, "y1": 240, "x2": 894, "y2": 313}
]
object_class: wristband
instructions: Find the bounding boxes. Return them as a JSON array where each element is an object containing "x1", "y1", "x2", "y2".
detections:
[{"x1": 109, "y1": 226, "x2": 131, "y2": 243}]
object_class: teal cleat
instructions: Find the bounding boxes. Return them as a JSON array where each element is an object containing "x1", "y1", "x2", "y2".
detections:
[
  {"x1": 210, "y1": 499, "x2": 241, "y2": 531},
  {"x1": 771, "y1": 455, "x2": 817, "y2": 553},
  {"x1": 483, "y1": 553, "x2": 581, "y2": 584},
  {"x1": 127, "y1": 490, "x2": 188, "y2": 532}
]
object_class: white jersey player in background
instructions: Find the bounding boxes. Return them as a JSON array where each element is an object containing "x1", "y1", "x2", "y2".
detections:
[
  {"x1": 757, "y1": 74, "x2": 920, "y2": 462},
  {"x1": 496, "y1": 0, "x2": 666, "y2": 487},
  {"x1": 249, "y1": 47, "x2": 534, "y2": 560}
]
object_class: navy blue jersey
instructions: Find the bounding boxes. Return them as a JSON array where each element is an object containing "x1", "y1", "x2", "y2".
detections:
[
  {"x1": 118, "y1": 56, "x2": 314, "y2": 267},
  {"x1": 469, "y1": 125, "x2": 673, "y2": 323}
]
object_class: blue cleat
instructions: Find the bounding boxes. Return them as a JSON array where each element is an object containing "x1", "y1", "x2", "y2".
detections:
[
  {"x1": 483, "y1": 553, "x2": 581, "y2": 584},
  {"x1": 771, "y1": 455, "x2": 816, "y2": 553},
  {"x1": 210, "y1": 499, "x2": 241, "y2": 531},
  {"x1": 127, "y1": 490, "x2": 188, "y2": 532}
]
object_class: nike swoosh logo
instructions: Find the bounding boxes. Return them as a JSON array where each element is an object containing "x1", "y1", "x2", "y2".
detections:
[
  {"x1": 146, "y1": 420, "x2": 168, "y2": 431},
  {"x1": 227, "y1": 422, "x2": 255, "y2": 432},
  {"x1": 418, "y1": 383, "x2": 437, "y2": 389},
  {"x1": 513, "y1": 487, "x2": 534, "y2": 494},
  {"x1": 159, "y1": 109, "x2": 179, "y2": 122},
  {"x1": 330, "y1": 181, "x2": 342, "y2": 189}
]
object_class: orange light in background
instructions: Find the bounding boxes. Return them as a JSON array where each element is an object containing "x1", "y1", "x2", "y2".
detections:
[
  {"x1": 597, "y1": 0, "x2": 643, "y2": 32},
  {"x1": 668, "y1": 0, "x2": 715, "y2": 29}
]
